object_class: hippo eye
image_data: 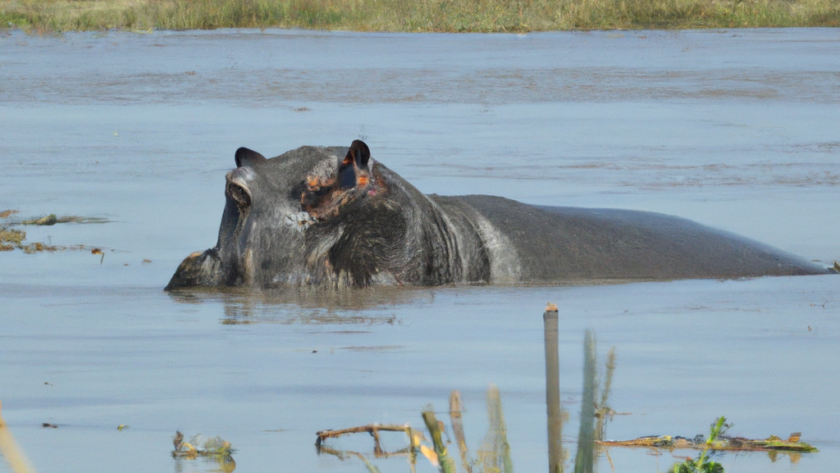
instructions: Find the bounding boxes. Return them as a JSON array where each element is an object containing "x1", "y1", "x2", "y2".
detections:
[{"x1": 227, "y1": 182, "x2": 251, "y2": 207}]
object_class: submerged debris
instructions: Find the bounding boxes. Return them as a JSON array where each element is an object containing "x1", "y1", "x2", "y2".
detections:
[
  {"x1": 316, "y1": 423, "x2": 415, "y2": 455},
  {"x1": 0, "y1": 228, "x2": 26, "y2": 250},
  {"x1": 172, "y1": 431, "x2": 236, "y2": 472},
  {"x1": 22, "y1": 215, "x2": 57, "y2": 226},
  {"x1": 0, "y1": 210, "x2": 109, "y2": 254},
  {"x1": 21, "y1": 215, "x2": 109, "y2": 225},
  {"x1": 598, "y1": 431, "x2": 818, "y2": 453},
  {"x1": 316, "y1": 387, "x2": 518, "y2": 473},
  {"x1": 172, "y1": 431, "x2": 235, "y2": 459}
]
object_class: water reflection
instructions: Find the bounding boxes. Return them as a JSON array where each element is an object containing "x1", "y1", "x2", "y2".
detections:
[
  {"x1": 476, "y1": 385, "x2": 513, "y2": 473},
  {"x1": 167, "y1": 285, "x2": 432, "y2": 324},
  {"x1": 173, "y1": 456, "x2": 236, "y2": 473}
]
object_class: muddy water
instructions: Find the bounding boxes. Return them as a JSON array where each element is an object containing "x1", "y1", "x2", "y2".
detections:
[{"x1": 1, "y1": 28, "x2": 839, "y2": 473}]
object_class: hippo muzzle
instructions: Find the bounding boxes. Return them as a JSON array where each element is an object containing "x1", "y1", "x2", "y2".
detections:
[{"x1": 165, "y1": 249, "x2": 222, "y2": 290}]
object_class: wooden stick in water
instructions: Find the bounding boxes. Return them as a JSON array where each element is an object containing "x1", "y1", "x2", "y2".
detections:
[{"x1": 449, "y1": 390, "x2": 472, "y2": 473}]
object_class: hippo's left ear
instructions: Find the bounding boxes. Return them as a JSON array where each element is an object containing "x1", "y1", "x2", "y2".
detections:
[
  {"x1": 345, "y1": 140, "x2": 370, "y2": 167},
  {"x1": 338, "y1": 140, "x2": 371, "y2": 189},
  {"x1": 235, "y1": 147, "x2": 267, "y2": 168}
]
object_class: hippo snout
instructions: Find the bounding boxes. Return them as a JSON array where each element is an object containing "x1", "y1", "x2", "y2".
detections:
[{"x1": 165, "y1": 249, "x2": 222, "y2": 291}]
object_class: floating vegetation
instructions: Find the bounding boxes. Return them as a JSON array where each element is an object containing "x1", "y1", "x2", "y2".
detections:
[
  {"x1": 21, "y1": 215, "x2": 109, "y2": 226},
  {"x1": 600, "y1": 426, "x2": 818, "y2": 454},
  {"x1": 1, "y1": 211, "x2": 26, "y2": 250},
  {"x1": 0, "y1": 210, "x2": 109, "y2": 254},
  {"x1": 0, "y1": 228, "x2": 26, "y2": 250},
  {"x1": 21, "y1": 215, "x2": 57, "y2": 226},
  {"x1": 172, "y1": 431, "x2": 236, "y2": 472}
]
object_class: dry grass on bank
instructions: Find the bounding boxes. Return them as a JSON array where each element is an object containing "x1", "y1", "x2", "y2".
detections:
[{"x1": 1, "y1": 0, "x2": 838, "y2": 32}]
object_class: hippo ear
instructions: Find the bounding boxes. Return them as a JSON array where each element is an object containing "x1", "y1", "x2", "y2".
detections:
[
  {"x1": 338, "y1": 140, "x2": 371, "y2": 189},
  {"x1": 348, "y1": 140, "x2": 370, "y2": 167},
  {"x1": 235, "y1": 147, "x2": 267, "y2": 168},
  {"x1": 301, "y1": 141, "x2": 375, "y2": 218}
]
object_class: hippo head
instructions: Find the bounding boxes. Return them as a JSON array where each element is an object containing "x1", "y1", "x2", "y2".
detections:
[{"x1": 166, "y1": 140, "x2": 430, "y2": 290}]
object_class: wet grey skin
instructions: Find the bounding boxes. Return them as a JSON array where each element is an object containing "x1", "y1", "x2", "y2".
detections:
[{"x1": 165, "y1": 141, "x2": 831, "y2": 290}]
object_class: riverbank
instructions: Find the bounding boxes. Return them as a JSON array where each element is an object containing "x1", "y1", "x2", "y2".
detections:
[{"x1": 1, "y1": 0, "x2": 838, "y2": 32}]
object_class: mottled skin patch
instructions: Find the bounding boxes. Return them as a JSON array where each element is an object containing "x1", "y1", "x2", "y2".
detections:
[{"x1": 165, "y1": 141, "x2": 831, "y2": 290}]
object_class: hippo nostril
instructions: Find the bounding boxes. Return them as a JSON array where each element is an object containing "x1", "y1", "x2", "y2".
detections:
[{"x1": 227, "y1": 182, "x2": 251, "y2": 208}]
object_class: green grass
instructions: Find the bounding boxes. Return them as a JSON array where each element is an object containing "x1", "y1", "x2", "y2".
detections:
[
  {"x1": 672, "y1": 417, "x2": 728, "y2": 473},
  {"x1": 1, "y1": 0, "x2": 838, "y2": 32}
]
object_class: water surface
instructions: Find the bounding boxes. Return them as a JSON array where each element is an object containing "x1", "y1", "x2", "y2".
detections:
[{"x1": 1, "y1": 28, "x2": 839, "y2": 473}]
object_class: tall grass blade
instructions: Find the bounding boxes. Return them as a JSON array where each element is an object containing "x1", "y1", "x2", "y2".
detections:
[{"x1": 574, "y1": 330, "x2": 597, "y2": 473}]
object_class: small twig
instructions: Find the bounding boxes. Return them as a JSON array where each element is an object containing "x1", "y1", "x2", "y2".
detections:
[
  {"x1": 372, "y1": 429, "x2": 383, "y2": 456},
  {"x1": 317, "y1": 424, "x2": 412, "y2": 442},
  {"x1": 449, "y1": 390, "x2": 473, "y2": 473},
  {"x1": 605, "y1": 448, "x2": 616, "y2": 473}
]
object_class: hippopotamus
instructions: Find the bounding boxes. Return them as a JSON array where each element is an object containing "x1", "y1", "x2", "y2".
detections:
[{"x1": 165, "y1": 140, "x2": 830, "y2": 290}]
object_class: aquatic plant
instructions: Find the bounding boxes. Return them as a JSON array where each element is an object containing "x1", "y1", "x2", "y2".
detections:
[
  {"x1": 672, "y1": 417, "x2": 728, "y2": 473},
  {"x1": 423, "y1": 409, "x2": 458, "y2": 473},
  {"x1": 1, "y1": 0, "x2": 838, "y2": 33},
  {"x1": 573, "y1": 330, "x2": 597, "y2": 473},
  {"x1": 594, "y1": 347, "x2": 616, "y2": 442},
  {"x1": 0, "y1": 211, "x2": 109, "y2": 254}
]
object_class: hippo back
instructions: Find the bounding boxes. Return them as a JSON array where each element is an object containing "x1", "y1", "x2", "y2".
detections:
[{"x1": 431, "y1": 195, "x2": 828, "y2": 283}]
